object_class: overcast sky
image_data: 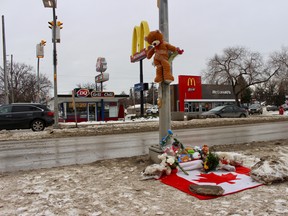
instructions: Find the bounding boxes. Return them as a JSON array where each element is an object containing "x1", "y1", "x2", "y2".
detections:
[{"x1": 1, "y1": 0, "x2": 288, "y2": 95}]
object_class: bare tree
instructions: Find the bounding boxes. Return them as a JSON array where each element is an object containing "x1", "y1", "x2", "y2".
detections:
[
  {"x1": 76, "y1": 82, "x2": 106, "y2": 91},
  {"x1": 269, "y1": 47, "x2": 288, "y2": 79},
  {"x1": 202, "y1": 47, "x2": 280, "y2": 106},
  {"x1": 0, "y1": 62, "x2": 52, "y2": 104}
]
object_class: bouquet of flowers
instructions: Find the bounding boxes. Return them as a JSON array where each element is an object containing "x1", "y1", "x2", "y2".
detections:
[
  {"x1": 159, "y1": 130, "x2": 189, "y2": 175},
  {"x1": 203, "y1": 152, "x2": 219, "y2": 173}
]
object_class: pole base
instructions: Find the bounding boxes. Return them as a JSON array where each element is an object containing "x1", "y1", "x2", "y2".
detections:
[{"x1": 148, "y1": 145, "x2": 164, "y2": 163}]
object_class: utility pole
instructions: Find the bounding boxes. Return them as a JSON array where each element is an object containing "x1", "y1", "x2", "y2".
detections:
[
  {"x1": 2, "y1": 15, "x2": 8, "y2": 104},
  {"x1": 148, "y1": 0, "x2": 171, "y2": 162},
  {"x1": 158, "y1": 0, "x2": 171, "y2": 143}
]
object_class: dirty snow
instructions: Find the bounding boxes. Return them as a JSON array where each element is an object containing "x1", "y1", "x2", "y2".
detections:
[{"x1": 0, "y1": 111, "x2": 288, "y2": 215}]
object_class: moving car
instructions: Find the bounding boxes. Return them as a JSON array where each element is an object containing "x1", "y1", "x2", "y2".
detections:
[
  {"x1": 0, "y1": 103, "x2": 54, "y2": 131},
  {"x1": 248, "y1": 104, "x2": 263, "y2": 115},
  {"x1": 201, "y1": 105, "x2": 248, "y2": 118},
  {"x1": 146, "y1": 106, "x2": 159, "y2": 114}
]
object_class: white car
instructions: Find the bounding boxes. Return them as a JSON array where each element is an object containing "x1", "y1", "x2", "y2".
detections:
[{"x1": 146, "y1": 106, "x2": 159, "y2": 114}]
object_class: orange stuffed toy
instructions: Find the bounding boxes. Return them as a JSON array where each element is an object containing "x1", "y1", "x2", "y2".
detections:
[{"x1": 145, "y1": 30, "x2": 183, "y2": 83}]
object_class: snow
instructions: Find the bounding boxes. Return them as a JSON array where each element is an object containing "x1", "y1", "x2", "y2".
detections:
[{"x1": 0, "y1": 109, "x2": 287, "y2": 215}]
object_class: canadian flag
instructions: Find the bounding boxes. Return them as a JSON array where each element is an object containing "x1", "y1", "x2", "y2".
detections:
[{"x1": 160, "y1": 162, "x2": 262, "y2": 200}]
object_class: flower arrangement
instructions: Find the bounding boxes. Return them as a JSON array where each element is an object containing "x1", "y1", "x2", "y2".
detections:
[
  {"x1": 159, "y1": 130, "x2": 221, "y2": 174},
  {"x1": 203, "y1": 152, "x2": 220, "y2": 173},
  {"x1": 158, "y1": 152, "x2": 189, "y2": 175},
  {"x1": 159, "y1": 130, "x2": 189, "y2": 175}
]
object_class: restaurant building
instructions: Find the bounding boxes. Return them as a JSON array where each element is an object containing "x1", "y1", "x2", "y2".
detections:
[
  {"x1": 48, "y1": 89, "x2": 129, "y2": 122},
  {"x1": 171, "y1": 75, "x2": 236, "y2": 113}
]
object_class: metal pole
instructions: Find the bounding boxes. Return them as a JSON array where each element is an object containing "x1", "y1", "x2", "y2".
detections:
[
  {"x1": 37, "y1": 57, "x2": 40, "y2": 103},
  {"x1": 10, "y1": 54, "x2": 14, "y2": 103},
  {"x1": 158, "y1": 0, "x2": 171, "y2": 143},
  {"x1": 140, "y1": 59, "x2": 144, "y2": 116},
  {"x1": 2, "y1": 15, "x2": 8, "y2": 104},
  {"x1": 52, "y1": 6, "x2": 59, "y2": 128},
  {"x1": 151, "y1": 82, "x2": 155, "y2": 106},
  {"x1": 101, "y1": 78, "x2": 104, "y2": 121}
]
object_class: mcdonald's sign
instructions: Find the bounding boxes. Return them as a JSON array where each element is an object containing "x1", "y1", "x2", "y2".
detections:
[
  {"x1": 130, "y1": 21, "x2": 150, "y2": 63},
  {"x1": 187, "y1": 77, "x2": 196, "y2": 86}
]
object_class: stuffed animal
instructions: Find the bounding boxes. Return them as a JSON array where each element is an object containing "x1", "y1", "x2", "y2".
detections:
[{"x1": 145, "y1": 30, "x2": 183, "y2": 83}]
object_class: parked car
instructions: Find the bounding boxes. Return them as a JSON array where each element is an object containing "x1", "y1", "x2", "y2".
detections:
[
  {"x1": 248, "y1": 104, "x2": 263, "y2": 115},
  {"x1": 0, "y1": 103, "x2": 54, "y2": 131},
  {"x1": 281, "y1": 104, "x2": 288, "y2": 111},
  {"x1": 201, "y1": 105, "x2": 248, "y2": 118},
  {"x1": 146, "y1": 106, "x2": 159, "y2": 114},
  {"x1": 266, "y1": 105, "x2": 278, "y2": 112}
]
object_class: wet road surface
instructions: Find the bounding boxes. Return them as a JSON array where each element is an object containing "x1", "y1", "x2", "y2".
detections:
[{"x1": 0, "y1": 121, "x2": 287, "y2": 172}]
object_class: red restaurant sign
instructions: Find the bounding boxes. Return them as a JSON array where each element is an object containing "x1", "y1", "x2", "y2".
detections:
[
  {"x1": 74, "y1": 88, "x2": 114, "y2": 98},
  {"x1": 178, "y1": 75, "x2": 202, "y2": 112}
]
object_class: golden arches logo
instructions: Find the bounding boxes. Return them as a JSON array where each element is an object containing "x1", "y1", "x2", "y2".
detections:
[
  {"x1": 130, "y1": 21, "x2": 150, "y2": 63},
  {"x1": 187, "y1": 78, "x2": 196, "y2": 86}
]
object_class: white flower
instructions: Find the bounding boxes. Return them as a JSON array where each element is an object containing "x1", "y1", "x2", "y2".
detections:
[{"x1": 166, "y1": 156, "x2": 175, "y2": 166}]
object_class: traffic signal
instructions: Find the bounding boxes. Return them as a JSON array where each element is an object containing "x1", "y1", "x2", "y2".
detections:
[
  {"x1": 40, "y1": 40, "x2": 46, "y2": 46},
  {"x1": 48, "y1": 21, "x2": 54, "y2": 29},
  {"x1": 36, "y1": 40, "x2": 45, "y2": 58},
  {"x1": 57, "y1": 21, "x2": 63, "y2": 29}
]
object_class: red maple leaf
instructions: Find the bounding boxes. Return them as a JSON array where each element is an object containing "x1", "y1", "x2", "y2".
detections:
[{"x1": 195, "y1": 172, "x2": 240, "y2": 185}]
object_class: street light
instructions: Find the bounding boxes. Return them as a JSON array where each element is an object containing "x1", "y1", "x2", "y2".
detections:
[{"x1": 42, "y1": 0, "x2": 59, "y2": 128}]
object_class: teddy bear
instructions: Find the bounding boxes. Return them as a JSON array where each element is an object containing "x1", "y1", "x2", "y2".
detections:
[{"x1": 145, "y1": 30, "x2": 183, "y2": 83}]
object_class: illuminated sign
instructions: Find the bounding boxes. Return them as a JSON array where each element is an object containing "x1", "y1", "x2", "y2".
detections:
[{"x1": 130, "y1": 21, "x2": 150, "y2": 63}]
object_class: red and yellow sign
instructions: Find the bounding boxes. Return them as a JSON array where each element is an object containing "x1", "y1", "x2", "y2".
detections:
[
  {"x1": 178, "y1": 75, "x2": 202, "y2": 111},
  {"x1": 130, "y1": 21, "x2": 150, "y2": 63}
]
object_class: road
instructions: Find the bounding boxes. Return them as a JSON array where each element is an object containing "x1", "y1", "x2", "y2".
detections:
[{"x1": 0, "y1": 121, "x2": 288, "y2": 172}]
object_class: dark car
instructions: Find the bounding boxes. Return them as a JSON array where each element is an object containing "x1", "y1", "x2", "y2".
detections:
[
  {"x1": 201, "y1": 105, "x2": 248, "y2": 118},
  {"x1": 281, "y1": 104, "x2": 288, "y2": 111},
  {"x1": 266, "y1": 105, "x2": 278, "y2": 112},
  {"x1": 0, "y1": 103, "x2": 54, "y2": 131},
  {"x1": 248, "y1": 104, "x2": 263, "y2": 115}
]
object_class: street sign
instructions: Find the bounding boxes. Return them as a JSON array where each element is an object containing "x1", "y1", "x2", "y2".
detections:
[
  {"x1": 134, "y1": 82, "x2": 148, "y2": 92},
  {"x1": 95, "y1": 73, "x2": 109, "y2": 83},
  {"x1": 134, "y1": 83, "x2": 143, "y2": 92}
]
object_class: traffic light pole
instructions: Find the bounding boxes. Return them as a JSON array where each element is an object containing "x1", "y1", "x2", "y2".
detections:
[
  {"x1": 2, "y1": 15, "x2": 9, "y2": 104},
  {"x1": 52, "y1": 6, "x2": 59, "y2": 128},
  {"x1": 37, "y1": 57, "x2": 40, "y2": 103}
]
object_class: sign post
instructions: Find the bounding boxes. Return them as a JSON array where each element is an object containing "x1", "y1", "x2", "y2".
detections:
[
  {"x1": 96, "y1": 57, "x2": 108, "y2": 121},
  {"x1": 130, "y1": 21, "x2": 150, "y2": 117}
]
